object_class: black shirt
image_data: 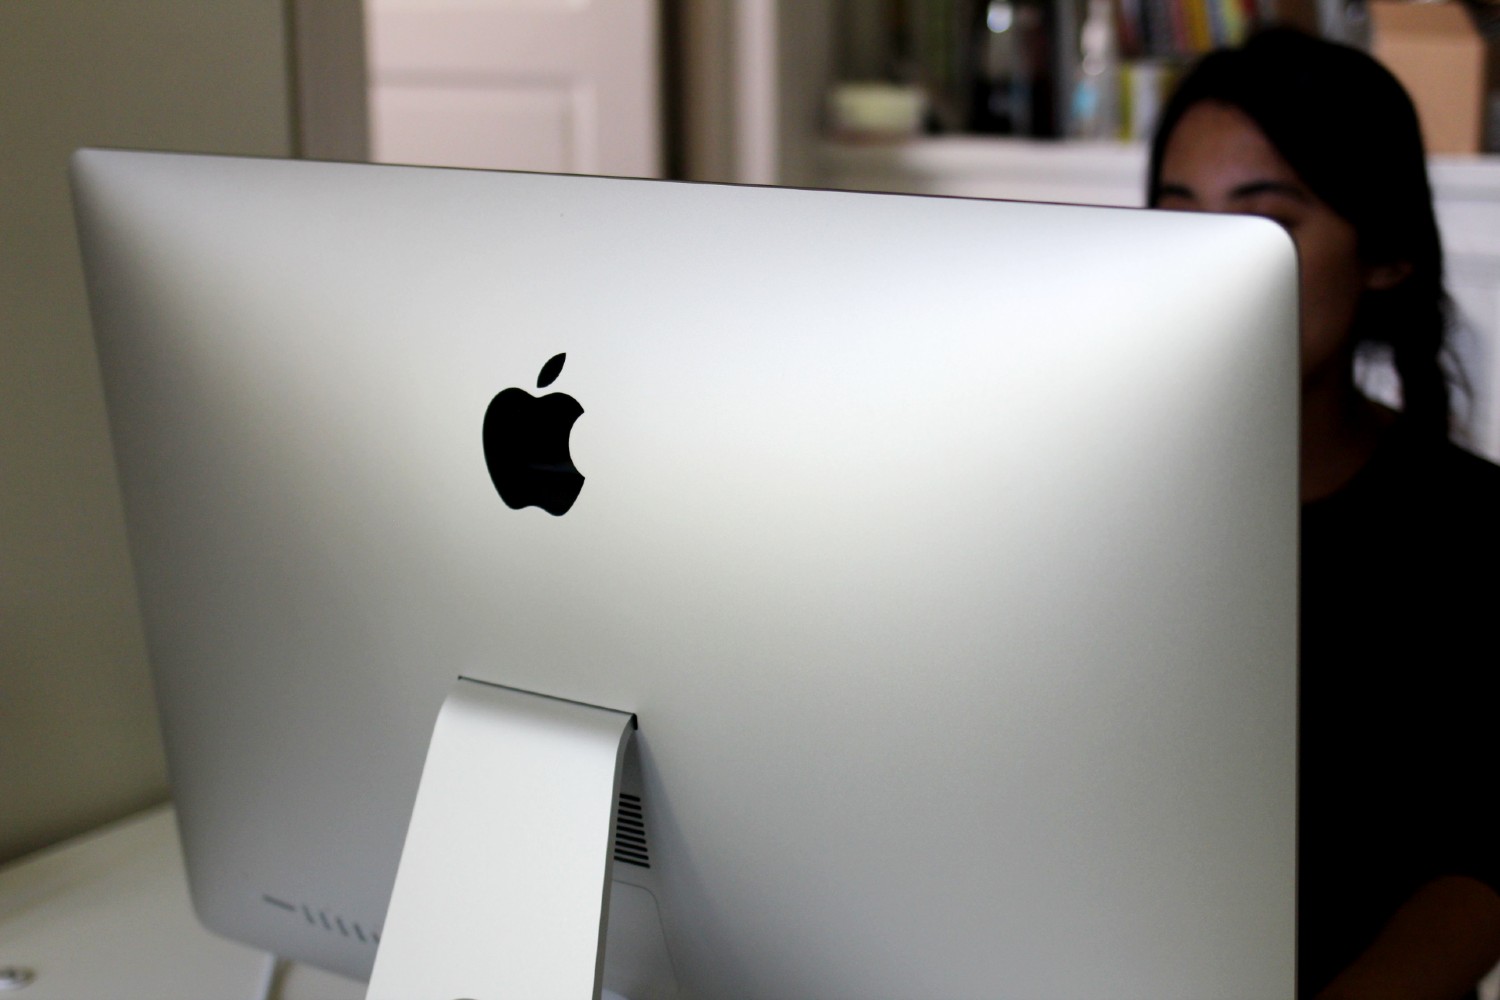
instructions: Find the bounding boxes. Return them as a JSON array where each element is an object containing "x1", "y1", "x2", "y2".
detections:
[{"x1": 1299, "y1": 423, "x2": 1500, "y2": 995}]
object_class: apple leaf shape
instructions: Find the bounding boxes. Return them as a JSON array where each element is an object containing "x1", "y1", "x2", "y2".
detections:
[{"x1": 537, "y1": 353, "x2": 566, "y2": 389}]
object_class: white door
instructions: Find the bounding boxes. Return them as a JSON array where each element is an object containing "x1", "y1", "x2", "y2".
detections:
[{"x1": 365, "y1": 0, "x2": 661, "y2": 177}]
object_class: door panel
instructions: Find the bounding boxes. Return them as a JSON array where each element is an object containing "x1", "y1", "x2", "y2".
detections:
[{"x1": 366, "y1": 0, "x2": 660, "y2": 177}]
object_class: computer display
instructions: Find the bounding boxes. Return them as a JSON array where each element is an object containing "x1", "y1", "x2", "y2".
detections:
[{"x1": 73, "y1": 149, "x2": 1298, "y2": 998}]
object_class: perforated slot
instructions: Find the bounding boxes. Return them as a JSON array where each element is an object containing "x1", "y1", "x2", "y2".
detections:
[
  {"x1": 263, "y1": 894, "x2": 380, "y2": 945},
  {"x1": 613, "y1": 793, "x2": 651, "y2": 869}
]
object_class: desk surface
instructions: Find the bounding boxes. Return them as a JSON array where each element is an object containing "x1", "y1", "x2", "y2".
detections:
[
  {"x1": 8, "y1": 805, "x2": 1496, "y2": 1000},
  {"x1": 0, "y1": 805, "x2": 363, "y2": 1000}
]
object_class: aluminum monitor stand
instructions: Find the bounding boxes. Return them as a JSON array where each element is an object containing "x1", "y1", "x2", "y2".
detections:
[{"x1": 368, "y1": 678, "x2": 636, "y2": 1000}]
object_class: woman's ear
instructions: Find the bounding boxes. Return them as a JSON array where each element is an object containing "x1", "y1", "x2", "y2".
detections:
[{"x1": 1366, "y1": 259, "x2": 1413, "y2": 291}]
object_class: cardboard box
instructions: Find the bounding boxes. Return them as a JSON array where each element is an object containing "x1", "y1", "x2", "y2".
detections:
[{"x1": 1370, "y1": 0, "x2": 1489, "y2": 155}]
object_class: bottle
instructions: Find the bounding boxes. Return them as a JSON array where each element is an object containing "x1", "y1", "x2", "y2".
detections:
[
  {"x1": 969, "y1": 0, "x2": 1020, "y2": 133},
  {"x1": 968, "y1": 0, "x2": 1058, "y2": 136},
  {"x1": 1071, "y1": 0, "x2": 1121, "y2": 139}
]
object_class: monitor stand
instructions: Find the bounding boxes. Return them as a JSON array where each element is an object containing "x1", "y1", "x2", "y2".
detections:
[{"x1": 367, "y1": 677, "x2": 636, "y2": 1000}]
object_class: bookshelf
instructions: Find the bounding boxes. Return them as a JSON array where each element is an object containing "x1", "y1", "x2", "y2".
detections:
[
  {"x1": 828, "y1": 0, "x2": 1271, "y2": 147},
  {"x1": 1113, "y1": 0, "x2": 1266, "y2": 58}
]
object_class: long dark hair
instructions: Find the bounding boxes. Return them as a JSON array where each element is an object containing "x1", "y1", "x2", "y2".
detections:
[{"x1": 1147, "y1": 27, "x2": 1454, "y2": 438}]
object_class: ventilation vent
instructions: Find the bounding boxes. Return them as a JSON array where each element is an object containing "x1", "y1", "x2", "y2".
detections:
[
  {"x1": 263, "y1": 895, "x2": 380, "y2": 946},
  {"x1": 613, "y1": 792, "x2": 651, "y2": 869}
]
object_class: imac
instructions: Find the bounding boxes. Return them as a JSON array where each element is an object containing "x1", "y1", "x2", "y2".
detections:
[{"x1": 72, "y1": 149, "x2": 1298, "y2": 998}]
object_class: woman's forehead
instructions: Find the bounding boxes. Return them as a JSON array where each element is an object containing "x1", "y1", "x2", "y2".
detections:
[{"x1": 1159, "y1": 101, "x2": 1305, "y2": 192}]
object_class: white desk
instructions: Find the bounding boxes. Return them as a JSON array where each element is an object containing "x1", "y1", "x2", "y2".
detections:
[
  {"x1": 6, "y1": 805, "x2": 1495, "y2": 999},
  {"x1": 0, "y1": 805, "x2": 363, "y2": 1000}
]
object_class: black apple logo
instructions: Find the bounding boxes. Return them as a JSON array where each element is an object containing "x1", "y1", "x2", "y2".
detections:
[{"x1": 482, "y1": 353, "x2": 585, "y2": 516}]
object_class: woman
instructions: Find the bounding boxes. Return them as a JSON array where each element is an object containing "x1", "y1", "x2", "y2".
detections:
[{"x1": 1148, "y1": 28, "x2": 1500, "y2": 1000}]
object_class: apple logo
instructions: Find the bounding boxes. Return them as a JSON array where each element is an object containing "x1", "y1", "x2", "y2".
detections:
[{"x1": 482, "y1": 353, "x2": 585, "y2": 516}]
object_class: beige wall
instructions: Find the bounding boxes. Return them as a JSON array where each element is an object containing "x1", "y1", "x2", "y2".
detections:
[{"x1": 0, "y1": 1, "x2": 296, "y2": 864}]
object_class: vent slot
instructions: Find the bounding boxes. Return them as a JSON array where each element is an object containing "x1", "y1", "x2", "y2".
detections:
[
  {"x1": 263, "y1": 895, "x2": 379, "y2": 945},
  {"x1": 613, "y1": 792, "x2": 651, "y2": 869}
]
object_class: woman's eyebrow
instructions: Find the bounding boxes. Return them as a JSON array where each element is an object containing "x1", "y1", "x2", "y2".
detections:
[{"x1": 1155, "y1": 182, "x2": 1196, "y2": 200}]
